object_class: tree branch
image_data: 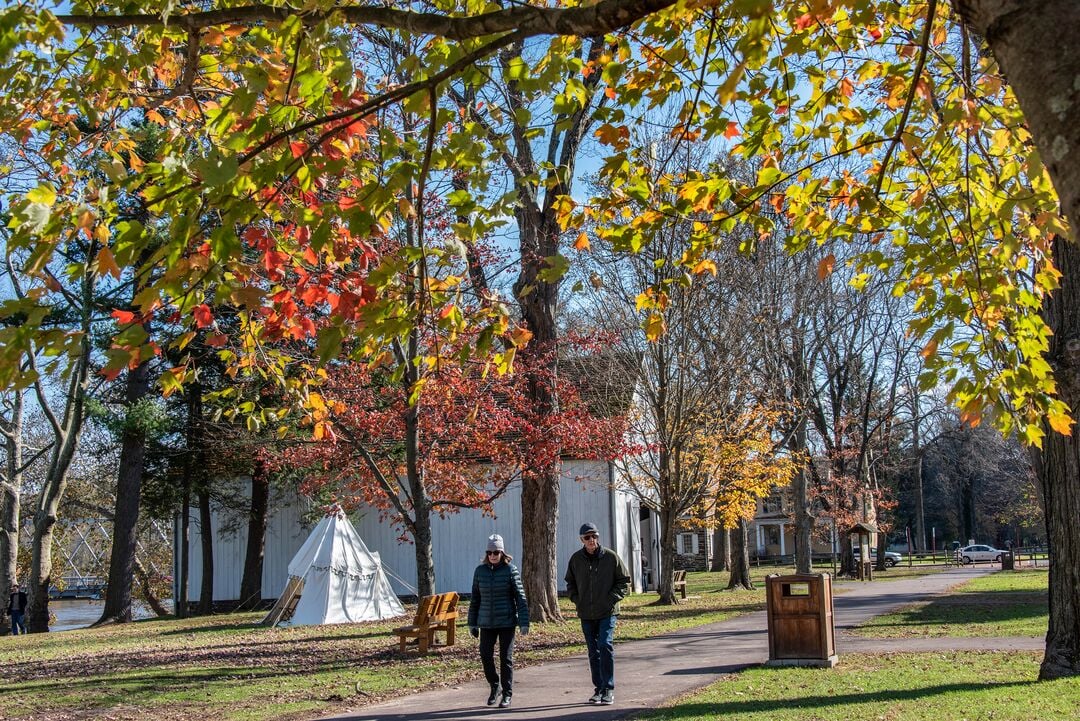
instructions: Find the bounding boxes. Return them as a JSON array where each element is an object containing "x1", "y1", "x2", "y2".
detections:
[{"x1": 58, "y1": 0, "x2": 679, "y2": 42}]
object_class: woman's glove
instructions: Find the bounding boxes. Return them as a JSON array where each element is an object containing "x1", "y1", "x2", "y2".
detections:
[{"x1": 470, "y1": 627, "x2": 480, "y2": 638}]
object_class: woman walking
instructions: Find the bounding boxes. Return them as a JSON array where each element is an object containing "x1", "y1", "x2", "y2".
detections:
[{"x1": 468, "y1": 534, "x2": 529, "y2": 709}]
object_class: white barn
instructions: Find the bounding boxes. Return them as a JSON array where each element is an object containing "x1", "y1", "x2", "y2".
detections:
[{"x1": 175, "y1": 459, "x2": 660, "y2": 606}]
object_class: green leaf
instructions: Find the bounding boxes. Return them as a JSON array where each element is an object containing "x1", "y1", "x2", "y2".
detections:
[{"x1": 537, "y1": 253, "x2": 570, "y2": 283}]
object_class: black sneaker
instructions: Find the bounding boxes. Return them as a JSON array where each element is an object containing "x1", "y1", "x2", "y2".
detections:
[
  {"x1": 600, "y1": 689, "x2": 614, "y2": 705},
  {"x1": 587, "y1": 689, "x2": 603, "y2": 704},
  {"x1": 487, "y1": 684, "x2": 499, "y2": 706},
  {"x1": 499, "y1": 692, "x2": 512, "y2": 709}
]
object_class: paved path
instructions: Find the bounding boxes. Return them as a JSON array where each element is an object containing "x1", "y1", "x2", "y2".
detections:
[{"x1": 327, "y1": 567, "x2": 1042, "y2": 721}]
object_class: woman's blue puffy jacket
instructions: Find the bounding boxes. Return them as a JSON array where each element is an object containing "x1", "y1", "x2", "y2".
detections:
[{"x1": 468, "y1": 560, "x2": 529, "y2": 630}]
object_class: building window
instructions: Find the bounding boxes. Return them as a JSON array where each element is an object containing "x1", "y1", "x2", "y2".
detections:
[
  {"x1": 762, "y1": 494, "x2": 783, "y2": 514},
  {"x1": 678, "y1": 533, "x2": 699, "y2": 555}
]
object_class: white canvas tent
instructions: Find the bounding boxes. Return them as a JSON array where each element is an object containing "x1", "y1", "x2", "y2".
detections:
[{"x1": 262, "y1": 510, "x2": 405, "y2": 626}]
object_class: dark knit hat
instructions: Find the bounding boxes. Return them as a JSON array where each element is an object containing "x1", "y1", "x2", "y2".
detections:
[{"x1": 579, "y1": 522, "x2": 599, "y2": 537}]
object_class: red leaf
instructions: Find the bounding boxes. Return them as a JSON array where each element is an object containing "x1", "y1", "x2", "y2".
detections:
[
  {"x1": 289, "y1": 141, "x2": 307, "y2": 159},
  {"x1": 724, "y1": 121, "x2": 740, "y2": 139},
  {"x1": 193, "y1": 304, "x2": 214, "y2": 329},
  {"x1": 112, "y1": 309, "x2": 137, "y2": 324},
  {"x1": 794, "y1": 13, "x2": 815, "y2": 30}
]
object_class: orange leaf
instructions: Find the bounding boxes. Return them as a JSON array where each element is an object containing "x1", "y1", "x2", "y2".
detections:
[
  {"x1": 817, "y1": 253, "x2": 836, "y2": 280},
  {"x1": 112, "y1": 309, "x2": 137, "y2": 324},
  {"x1": 96, "y1": 247, "x2": 122, "y2": 280},
  {"x1": 723, "y1": 121, "x2": 740, "y2": 139},
  {"x1": 508, "y1": 327, "x2": 533, "y2": 348},
  {"x1": 840, "y1": 77, "x2": 854, "y2": 98},
  {"x1": 574, "y1": 232, "x2": 591, "y2": 251}
]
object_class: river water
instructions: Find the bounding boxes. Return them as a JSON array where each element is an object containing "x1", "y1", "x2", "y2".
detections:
[{"x1": 48, "y1": 599, "x2": 156, "y2": 632}]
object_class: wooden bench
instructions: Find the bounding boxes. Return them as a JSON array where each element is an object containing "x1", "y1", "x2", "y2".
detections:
[
  {"x1": 393, "y1": 591, "x2": 459, "y2": 654},
  {"x1": 673, "y1": 570, "x2": 687, "y2": 599}
]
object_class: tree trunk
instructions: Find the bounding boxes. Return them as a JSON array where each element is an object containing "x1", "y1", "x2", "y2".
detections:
[
  {"x1": 405, "y1": 402, "x2": 436, "y2": 599},
  {"x1": 725, "y1": 520, "x2": 753, "y2": 590},
  {"x1": 515, "y1": 207, "x2": 563, "y2": 622},
  {"x1": 910, "y1": 407, "x2": 927, "y2": 552},
  {"x1": 953, "y1": 2, "x2": 1080, "y2": 678},
  {"x1": 656, "y1": 508, "x2": 679, "y2": 604},
  {"x1": 839, "y1": 533, "x2": 858, "y2": 577},
  {"x1": 0, "y1": 390, "x2": 23, "y2": 636},
  {"x1": 27, "y1": 519, "x2": 55, "y2": 632},
  {"x1": 177, "y1": 460, "x2": 190, "y2": 619},
  {"x1": 1031, "y1": 235, "x2": 1080, "y2": 680},
  {"x1": 791, "y1": 337, "x2": 814, "y2": 574},
  {"x1": 710, "y1": 525, "x2": 729, "y2": 572},
  {"x1": 134, "y1": 555, "x2": 170, "y2": 617},
  {"x1": 237, "y1": 464, "x2": 270, "y2": 610},
  {"x1": 197, "y1": 486, "x2": 214, "y2": 614},
  {"x1": 97, "y1": 353, "x2": 152, "y2": 625}
]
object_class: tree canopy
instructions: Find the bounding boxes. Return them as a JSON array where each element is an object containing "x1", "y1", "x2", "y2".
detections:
[{"x1": 0, "y1": 0, "x2": 1069, "y2": 447}]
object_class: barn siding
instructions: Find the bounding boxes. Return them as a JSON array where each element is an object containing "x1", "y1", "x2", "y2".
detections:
[{"x1": 182, "y1": 461, "x2": 642, "y2": 602}]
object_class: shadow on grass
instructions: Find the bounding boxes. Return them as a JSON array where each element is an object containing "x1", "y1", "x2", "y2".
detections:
[
  {"x1": 5, "y1": 661, "x2": 360, "y2": 699},
  {"x1": 866, "y1": 589, "x2": 1047, "y2": 631},
  {"x1": 653, "y1": 679, "x2": 1041, "y2": 719}
]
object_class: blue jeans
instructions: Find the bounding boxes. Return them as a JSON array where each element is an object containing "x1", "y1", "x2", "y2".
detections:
[
  {"x1": 580, "y1": 615, "x2": 616, "y2": 691},
  {"x1": 9, "y1": 610, "x2": 26, "y2": 635}
]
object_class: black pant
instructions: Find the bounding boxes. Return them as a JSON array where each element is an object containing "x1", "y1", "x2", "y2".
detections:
[{"x1": 479, "y1": 627, "x2": 516, "y2": 693}]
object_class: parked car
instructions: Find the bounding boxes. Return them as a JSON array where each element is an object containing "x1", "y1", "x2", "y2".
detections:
[
  {"x1": 852, "y1": 547, "x2": 903, "y2": 567},
  {"x1": 957, "y1": 544, "x2": 1002, "y2": 564}
]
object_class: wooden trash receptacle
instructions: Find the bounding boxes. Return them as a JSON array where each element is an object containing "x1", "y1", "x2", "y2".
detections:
[{"x1": 765, "y1": 573, "x2": 837, "y2": 667}]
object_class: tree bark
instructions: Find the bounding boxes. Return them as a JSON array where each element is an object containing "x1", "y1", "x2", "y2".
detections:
[
  {"x1": 790, "y1": 336, "x2": 814, "y2": 574},
  {"x1": 710, "y1": 525, "x2": 730, "y2": 572},
  {"x1": 655, "y1": 506, "x2": 679, "y2": 604},
  {"x1": 96, "y1": 352, "x2": 152, "y2": 625},
  {"x1": 236, "y1": 463, "x2": 270, "y2": 610},
  {"x1": 725, "y1": 519, "x2": 753, "y2": 590},
  {"x1": 197, "y1": 485, "x2": 214, "y2": 615},
  {"x1": 0, "y1": 391, "x2": 23, "y2": 636},
  {"x1": 1027, "y1": 233, "x2": 1080, "y2": 679},
  {"x1": 515, "y1": 203, "x2": 563, "y2": 621}
]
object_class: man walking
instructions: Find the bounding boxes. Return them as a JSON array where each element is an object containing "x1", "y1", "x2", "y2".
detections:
[
  {"x1": 7, "y1": 582, "x2": 27, "y2": 635},
  {"x1": 564, "y1": 522, "x2": 631, "y2": 706}
]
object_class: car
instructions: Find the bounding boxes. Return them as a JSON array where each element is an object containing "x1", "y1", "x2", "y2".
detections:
[
  {"x1": 957, "y1": 544, "x2": 1002, "y2": 564},
  {"x1": 852, "y1": 547, "x2": 903, "y2": 567}
]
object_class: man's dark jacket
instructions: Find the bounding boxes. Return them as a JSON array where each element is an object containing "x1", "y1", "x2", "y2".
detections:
[
  {"x1": 7, "y1": 589, "x2": 27, "y2": 614},
  {"x1": 564, "y1": 546, "x2": 631, "y2": 620},
  {"x1": 468, "y1": 560, "x2": 529, "y2": 630}
]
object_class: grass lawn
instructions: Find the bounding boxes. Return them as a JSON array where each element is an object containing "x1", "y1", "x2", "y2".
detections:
[
  {"x1": 853, "y1": 569, "x2": 1049, "y2": 638},
  {"x1": 1, "y1": 568, "x2": 770, "y2": 721},
  {"x1": 640, "y1": 651, "x2": 1080, "y2": 721}
]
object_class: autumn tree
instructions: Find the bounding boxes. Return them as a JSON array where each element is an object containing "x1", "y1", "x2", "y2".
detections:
[
  {"x1": 1, "y1": 0, "x2": 1079, "y2": 676},
  {"x1": 282, "y1": 349, "x2": 624, "y2": 596}
]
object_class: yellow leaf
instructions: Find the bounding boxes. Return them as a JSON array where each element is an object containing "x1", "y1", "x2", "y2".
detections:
[
  {"x1": 644, "y1": 313, "x2": 666, "y2": 341},
  {"x1": 920, "y1": 338, "x2": 938, "y2": 359},
  {"x1": 1048, "y1": 410, "x2": 1074, "y2": 436}
]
